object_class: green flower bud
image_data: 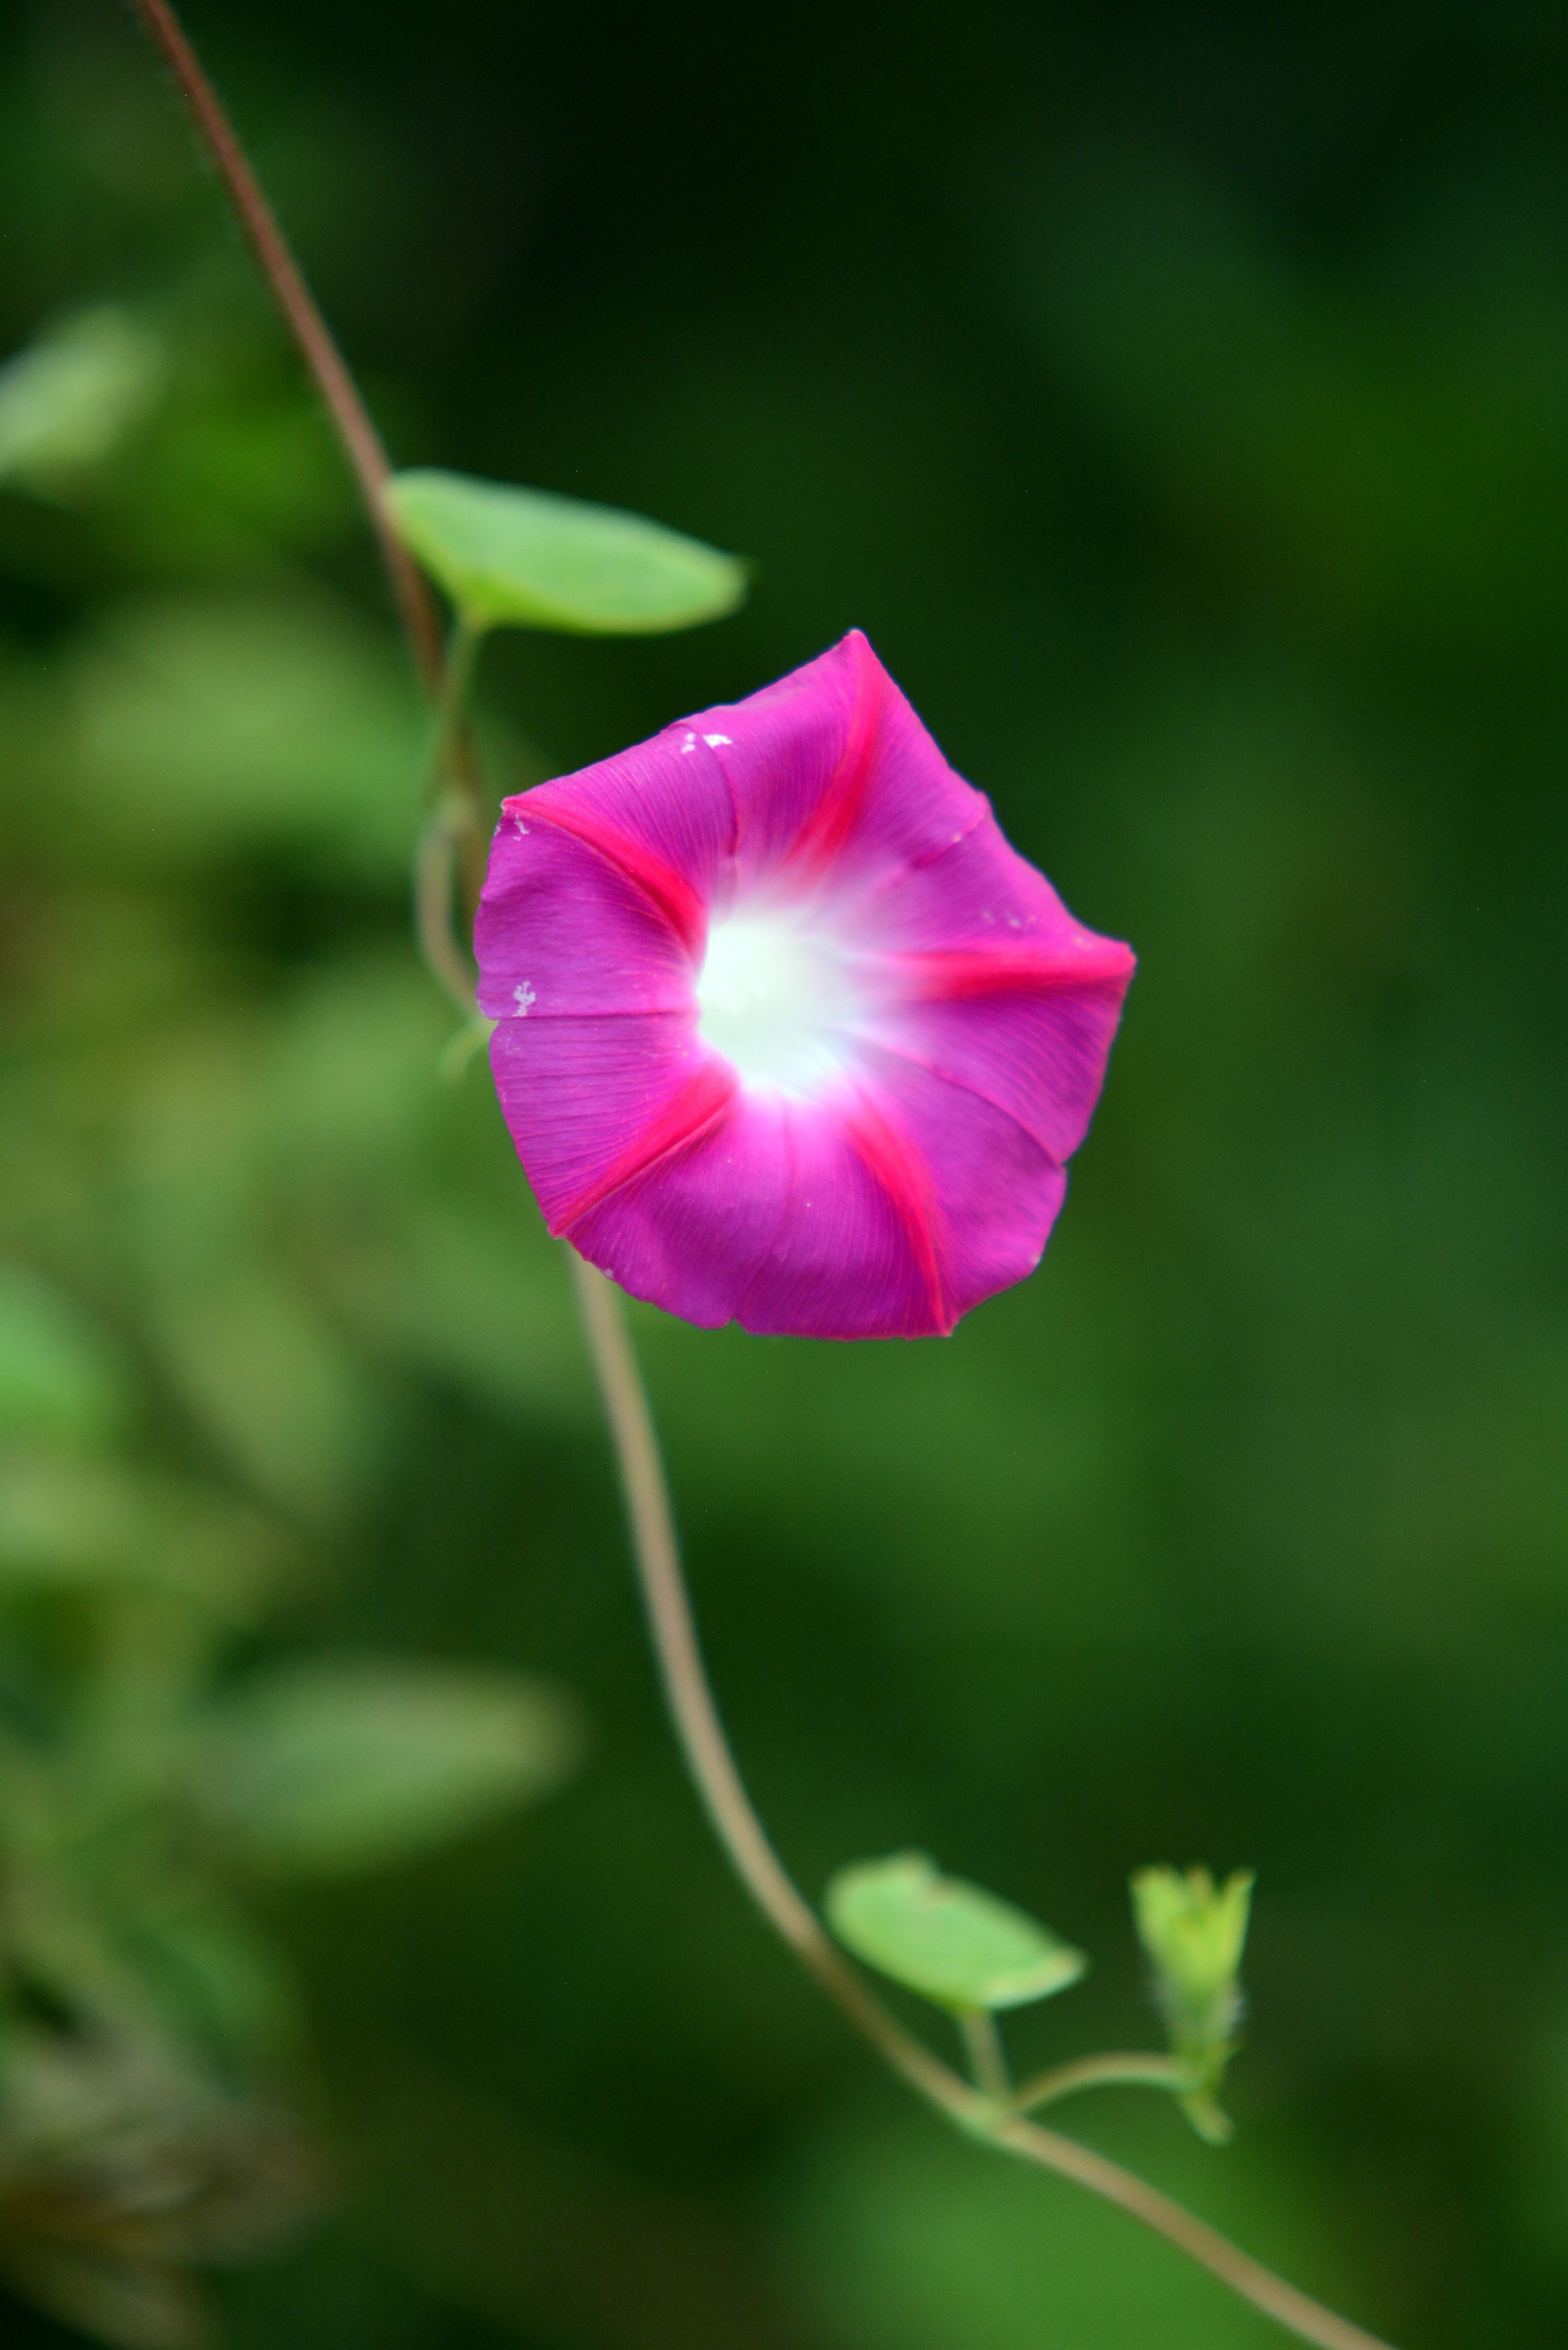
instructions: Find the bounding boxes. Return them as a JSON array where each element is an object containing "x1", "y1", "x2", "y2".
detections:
[{"x1": 1130, "y1": 1865, "x2": 1254, "y2": 2143}]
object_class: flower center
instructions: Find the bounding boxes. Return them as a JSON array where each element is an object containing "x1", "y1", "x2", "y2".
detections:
[{"x1": 695, "y1": 903, "x2": 861, "y2": 1095}]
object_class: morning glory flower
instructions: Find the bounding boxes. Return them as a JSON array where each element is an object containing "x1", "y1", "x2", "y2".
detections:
[{"x1": 475, "y1": 632, "x2": 1133, "y2": 1339}]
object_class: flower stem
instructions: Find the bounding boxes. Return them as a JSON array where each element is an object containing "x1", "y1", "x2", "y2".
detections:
[
  {"x1": 123, "y1": 18, "x2": 1405, "y2": 2343},
  {"x1": 415, "y1": 810, "x2": 480, "y2": 1016},
  {"x1": 125, "y1": 0, "x2": 444, "y2": 694},
  {"x1": 422, "y1": 617, "x2": 485, "y2": 807},
  {"x1": 127, "y1": 0, "x2": 491, "y2": 988},
  {"x1": 992, "y1": 2112, "x2": 1395, "y2": 2350},
  {"x1": 565, "y1": 1254, "x2": 963, "y2": 2113},
  {"x1": 415, "y1": 619, "x2": 487, "y2": 1013},
  {"x1": 567, "y1": 1258, "x2": 1400, "y2": 2350}
]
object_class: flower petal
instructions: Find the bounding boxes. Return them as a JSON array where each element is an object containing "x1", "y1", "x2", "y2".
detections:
[
  {"x1": 489, "y1": 1013, "x2": 732, "y2": 1233},
  {"x1": 476, "y1": 820, "x2": 695, "y2": 1019},
  {"x1": 502, "y1": 713, "x2": 739, "y2": 918},
  {"x1": 566, "y1": 1092, "x2": 793, "y2": 1329},
  {"x1": 855, "y1": 971, "x2": 1133, "y2": 1164},
  {"x1": 732, "y1": 1103, "x2": 949, "y2": 1338},
  {"x1": 845, "y1": 1045, "x2": 1070, "y2": 1323},
  {"x1": 693, "y1": 632, "x2": 989, "y2": 902},
  {"x1": 567, "y1": 1089, "x2": 961, "y2": 1339},
  {"x1": 851, "y1": 797, "x2": 1114, "y2": 956}
]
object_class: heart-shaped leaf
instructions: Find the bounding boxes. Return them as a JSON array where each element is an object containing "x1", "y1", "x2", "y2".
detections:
[
  {"x1": 825, "y1": 1852, "x2": 1087, "y2": 2012},
  {"x1": 384, "y1": 468, "x2": 748, "y2": 635}
]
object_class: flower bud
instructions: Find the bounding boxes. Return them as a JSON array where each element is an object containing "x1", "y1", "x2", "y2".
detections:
[{"x1": 1130, "y1": 1865, "x2": 1254, "y2": 2142}]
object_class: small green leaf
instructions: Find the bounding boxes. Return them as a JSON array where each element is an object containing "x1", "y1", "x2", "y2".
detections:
[
  {"x1": 825, "y1": 1852, "x2": 1087, "y2": 2012},
  {"x1": 384, "y1": 468, "x2": 748, "y2": 635},
  {"x1": 191, "y1": 1656, "x2": 586, "y2": 1877}
]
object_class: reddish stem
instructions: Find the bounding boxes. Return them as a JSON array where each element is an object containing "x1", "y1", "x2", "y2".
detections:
[{"x1": 126, "y1": 0, "x2": 445, "y2": 694}]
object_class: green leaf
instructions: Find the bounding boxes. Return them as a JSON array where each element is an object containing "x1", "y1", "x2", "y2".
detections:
[
  {"x1": 384, "y1": 468, "x2": 748, "y2": 635},
  {"x1": 191, "y1": 1657, "x2": 586, "y2": 1877},
  {"x1": 0, "y1": 1264, "x2": 129, "y2": 1450},
  {"x1": 825, "y1": 1852, "x2": 1087, "y2": 2012}
]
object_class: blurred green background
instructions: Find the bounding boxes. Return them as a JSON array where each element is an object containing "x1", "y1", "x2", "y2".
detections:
[{"x1": 4, "y1": 1, "x2": 1568, "y2": 2344}]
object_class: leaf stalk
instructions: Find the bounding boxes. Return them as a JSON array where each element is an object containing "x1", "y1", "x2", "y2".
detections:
[{"x1": 959, "y1": 2007, "x2": 1012, "y2": 2102}]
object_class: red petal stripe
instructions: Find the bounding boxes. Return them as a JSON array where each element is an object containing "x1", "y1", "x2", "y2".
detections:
[
  {"x1": 554, "y1": 1056, "x2": 739, "y2": 1233},
  {"x1": 883, "y1": 940, "x2": 1136, "y2": 1000},
  {"x1": 841, "y1": 1091, "x2": 950, "y2": 1336},
  {"x1": 783, "y1": 632, "x2": 886, "y2": 879},
  {"x1": 523, "y1": 799, "x2": 706, "y2": 959}
]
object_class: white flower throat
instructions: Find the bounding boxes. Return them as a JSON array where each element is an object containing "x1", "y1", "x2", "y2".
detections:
[{"x1": 695, "y1": 903, "x2": 862, "y2": 1095}]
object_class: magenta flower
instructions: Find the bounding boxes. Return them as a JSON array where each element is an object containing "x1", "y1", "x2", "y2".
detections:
[{"x1": 475, "y1": 632, "x2": 1133, "y2": 1339}]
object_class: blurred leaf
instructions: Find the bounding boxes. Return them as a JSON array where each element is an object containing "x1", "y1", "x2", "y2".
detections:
[
  {"x1": 259, "y1": 955, "x2": 452, "y2": 1175},
  {"x1": 0, "y1": 308, "x2": 165, "y2": 492},
  {"x1": 0, "y1": 2244, "x2": 213, "y2": 2350},
  {"x1": 144, "y1": 1267, "x2": 391, "y2": 1529},
  {"x1": 385, "y1": 468, "x2": 748, "y2": 635},
  {"x1": 119, "y1": 1899, "x2": 301, "y2": 2070},
  {"x1": 0, "y1": 1455, "x2": 287, "y2": 1623},
  {"x1": 189, "y1": 1657, "x2": 586, "y2": 1877},
  {"x1": 0, "y1": 2029, "x2": 321, "y2": 2348},
  {"x1": 107, "y1": 1007, "x2": 400, "y2": 1525},
  {"x1": 825, "y1": 1853, "x2": 1085, "y2": 2012},
  {"x1": 59, "y1": 594, "x2": 424, "y2": 879},
  {"x1": 0, "y1": 1264, "x2": 129, "y2": 1450},
  {"x1": 327, "y1": 1201, "x2": 590, "y2": 1428}
]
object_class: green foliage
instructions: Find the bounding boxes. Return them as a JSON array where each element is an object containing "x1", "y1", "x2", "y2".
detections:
[
  {"x1": 190, "y1": 1657, "x2": 585, "y2": 1877},
  {"x1": 0, "y1": 1259, "x2": 584, "y2": 2342},
  {"x1": 384, "y1": 467, "x2": 748, "y2": 635},
  {"x1": 825, "y1": 1853, "x2": 1086, "y2": 2013},
  {"x1": 1131, "y1": 1869, "x2": 1254, "y2": 2144}
]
